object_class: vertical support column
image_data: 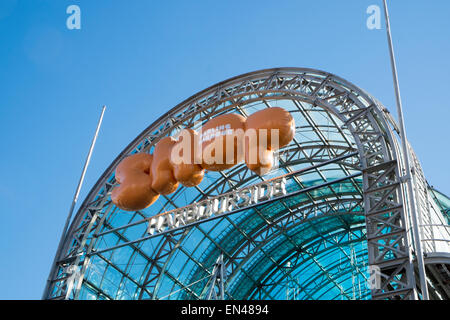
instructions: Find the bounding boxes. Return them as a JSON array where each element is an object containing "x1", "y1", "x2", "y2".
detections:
[
  {"x1": 207, "y1": 254, "x2": 226, "y2": 300},
  {"x1": 363, "y1": 160, "x2": 416, "y2": 299},
  {"x1": 382, "y1": 0, "x2": 429, "y2": 299}
]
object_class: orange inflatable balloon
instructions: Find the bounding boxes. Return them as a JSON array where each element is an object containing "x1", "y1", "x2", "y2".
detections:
[
  {"x1": 244, "y1": 107, "x2": 295, "y2": 175},
  {"x1": 170, "y1": 129, "x2": 204, "y2": 187},
  {"x1": 200, "y1": 113, "x2": 246, "y2": 171},
  {"x1": 245, "y1": 107, "x2": 295, "y2": 148},
  {"x1": 111, "y1": 107, "x2": 295, "y2": 211},
  {"x1": 111, "y1": 153, "x2": 159, "y2": 211},
  {"x1": 151, "y1": 137, "x2": 179, "y2": 195}
]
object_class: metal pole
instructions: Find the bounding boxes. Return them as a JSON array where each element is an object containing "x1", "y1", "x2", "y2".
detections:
[
  {"x1": 64, "y1": 105, "x2": 106, "y2": 238},
  {"x1": 382, "y1": 0, "x2": 429, "y2": 300},
  {"x1": 43, "y1": 105, "x2": 106, "y2": 299},
  {"x1": 219, "y1": 254, "x2": 225, "y2": 300}
]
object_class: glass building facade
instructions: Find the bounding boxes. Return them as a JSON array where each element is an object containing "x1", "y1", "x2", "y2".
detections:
[{"x1": 44, "y1": 68, "x2": 450, "y2": 300}]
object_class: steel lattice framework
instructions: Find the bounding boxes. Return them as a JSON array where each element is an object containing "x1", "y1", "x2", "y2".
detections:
[{"x1": 43, "y1": 68, "x2": 450, "y2": 300}]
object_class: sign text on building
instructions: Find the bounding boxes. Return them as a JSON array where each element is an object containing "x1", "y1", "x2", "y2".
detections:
[{"x1": 147, "y1": 177, "x2": 287, "y2": 235}]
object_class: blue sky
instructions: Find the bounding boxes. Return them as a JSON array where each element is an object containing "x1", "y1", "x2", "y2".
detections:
[{"x1": 0, "y1": 0, "x2": 449, "y2": 299}]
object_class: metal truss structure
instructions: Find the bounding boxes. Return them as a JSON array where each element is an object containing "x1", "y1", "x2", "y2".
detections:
[{"x1": 43, "y1": 68, "x2": 450, "y2": 300}]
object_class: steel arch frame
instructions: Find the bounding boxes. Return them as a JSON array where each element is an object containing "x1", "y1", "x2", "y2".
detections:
[
  {"x1": 44, "y1": 67, "x2": 421, "y2": 300},
  {"x1": 178, "y1": 197, "x2": 365, "y2": 300},
  {"x1": 245, "y1": 224, "x2": 369, "y2": 300},
  {"x1": 200, "y1": 213, "x2": 368, "y2": 300},
  {"x1": 143, "y1": 160, "x2": 364, "y2": 300}
]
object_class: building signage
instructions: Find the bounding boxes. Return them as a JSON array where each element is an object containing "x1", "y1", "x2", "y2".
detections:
[{"x1": 147, "y1": 177, "x2": 287, "y2": 235}]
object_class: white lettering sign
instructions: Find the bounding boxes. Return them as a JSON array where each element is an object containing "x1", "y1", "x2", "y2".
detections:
[{"x1": 147, "y1": 177, "x2": 287, "y2": 235}]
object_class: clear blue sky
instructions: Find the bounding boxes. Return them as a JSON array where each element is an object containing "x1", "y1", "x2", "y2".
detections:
[{"x1": 0, "y1": 0, "x2": 449, "y2": 299}]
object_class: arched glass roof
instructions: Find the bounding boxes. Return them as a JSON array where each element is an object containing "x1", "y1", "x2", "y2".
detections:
[
  {"x1": 429, "y1": 187, "x2": 450, "y2": 224},
  {"x1": 45, "y1": 68, "x2": 449, "y2": 300},
  {"x1": 71, "y1": 97, "x2": 370, "y2": 300}
]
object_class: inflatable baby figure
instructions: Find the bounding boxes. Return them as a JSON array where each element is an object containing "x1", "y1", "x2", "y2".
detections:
[{"x1": 111, "y1": 107, "x2": 295, "y2": 211}]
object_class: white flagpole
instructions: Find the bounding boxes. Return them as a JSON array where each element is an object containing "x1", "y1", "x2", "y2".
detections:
[
  {"x1": 382, "y1": 0, "x2": 429, "y2": 300},
  {"x1": 63, "y1": 105, "x2": 106, "y2": 237},
  {"x1": 43, "y1": 105, "x2": 106, "y2": 299}
]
